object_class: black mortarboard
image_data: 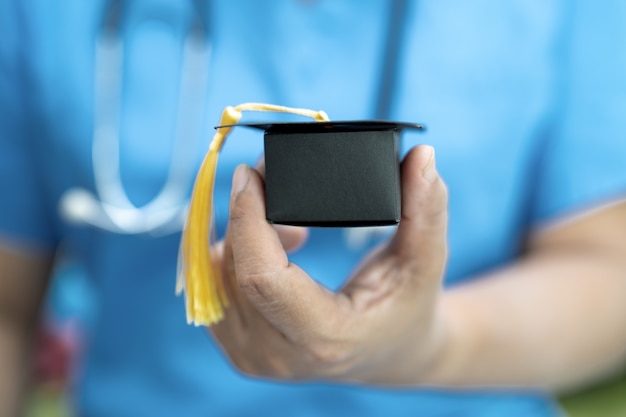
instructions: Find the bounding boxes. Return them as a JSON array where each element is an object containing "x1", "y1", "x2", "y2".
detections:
[
  {"x1": 234, "y1": 120, "x2": 425, "y2": 227},
  {"x1": 178, "y1": 103, "x2": 424, "y2": 326}
]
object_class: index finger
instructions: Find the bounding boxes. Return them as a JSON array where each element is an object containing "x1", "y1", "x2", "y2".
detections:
[{"x1": 228, "y1": 165, "x2": 342, "y2": 344}]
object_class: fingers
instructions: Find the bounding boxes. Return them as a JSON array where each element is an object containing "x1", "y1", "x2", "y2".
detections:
[
  {"x1": 274, "y1": 225, "x2": 309, "y2": 253},
  {"x1": 391, "y1": 145, "x2": 448, "y2": 280},
  {"x1": 216, "y1": 155, "x2": 448, "y2": 381},
  {"x1": 228, "y1": 165, "x2": 338, "y2": 343},
  {"x1": 255, "y1": 157, "x2": 265, "y2": 177}
]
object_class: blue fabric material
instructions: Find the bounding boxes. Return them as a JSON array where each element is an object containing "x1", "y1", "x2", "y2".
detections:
[{"x1": 1, "y1": 0, "x2": 625, "y2": 416}]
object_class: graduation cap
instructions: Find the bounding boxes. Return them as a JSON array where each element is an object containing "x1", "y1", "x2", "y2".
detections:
[
  {"x1": 238, "y1": 120, "x2": 424, "y2": 227},
  {"x1": 177, "y1": 103, "x2": 425, "y2": 326}
]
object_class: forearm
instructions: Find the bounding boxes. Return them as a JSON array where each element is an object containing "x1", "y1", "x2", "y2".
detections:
[
  {"x1": 0, "y1": 243, "x2": 53, "y2": 417},
  {"x1": 0, "y1": 319, "x2": 34, "y2": 417},
  {"x1": 425, "y1": 249, "x2": 626, "y2": 392}
]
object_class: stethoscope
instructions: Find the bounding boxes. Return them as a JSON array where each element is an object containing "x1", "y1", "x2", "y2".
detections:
[
  {"x1": 58, "y1": 0, "x2": 409, "y2": 240},
  {"x1": 59, "y1": 1, "x2": 210, "y2": 235}
]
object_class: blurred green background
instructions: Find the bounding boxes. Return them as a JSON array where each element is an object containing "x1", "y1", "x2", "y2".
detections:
[{"x1": 560, "y1": 373, "x2": 626, "y2": 417}]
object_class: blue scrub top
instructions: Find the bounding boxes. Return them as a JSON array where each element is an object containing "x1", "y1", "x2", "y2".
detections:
[{"x1": 1, "y1": 1, "x2": 625, "y2": 416}]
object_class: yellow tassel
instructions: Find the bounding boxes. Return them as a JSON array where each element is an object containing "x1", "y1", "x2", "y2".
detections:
[{"x1": 177, "y1": 103, "x2": 329, "y2": 326}]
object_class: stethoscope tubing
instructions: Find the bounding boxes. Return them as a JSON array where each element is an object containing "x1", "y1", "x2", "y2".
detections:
[{"x1": 59, "y1": 5, "x2": 209, "y2": 236}]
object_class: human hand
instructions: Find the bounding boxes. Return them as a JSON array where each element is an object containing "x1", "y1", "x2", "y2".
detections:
[{"x1": 211, "y1": 145, "x2": 449, "y2": 385}]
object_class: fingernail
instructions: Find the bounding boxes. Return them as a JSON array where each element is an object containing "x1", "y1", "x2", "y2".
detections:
[
  {"x1": 422, "y1": 146, "x2": 437, "y2": 184},
  {"x1": 233, "y1": 164, "x2": 250, "y2": 193}
]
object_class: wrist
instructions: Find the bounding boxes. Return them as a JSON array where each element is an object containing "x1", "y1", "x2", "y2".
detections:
[{"x1": 415, "y1": 294, "x2": 474, "y2": 387}]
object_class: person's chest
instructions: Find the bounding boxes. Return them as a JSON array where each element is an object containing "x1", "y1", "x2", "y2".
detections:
[{"x1": 25, "y1": 0, "x2": 564, "y2": 283}]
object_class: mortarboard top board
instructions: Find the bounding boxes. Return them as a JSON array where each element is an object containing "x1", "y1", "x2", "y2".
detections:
[
  {"x1": 218, "y1": 120, "x2": 425, "y2": 227},
  {"x1": 217, "y1": 120, "x2": 424, "y2": 133}
]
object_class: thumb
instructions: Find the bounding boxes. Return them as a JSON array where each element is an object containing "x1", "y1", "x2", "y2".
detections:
[
  {"x1": 228, "y1": 165, "x2": 338, "y2": 341},
  {"x1": 390, "y1": 145, "x2": 448, "y2": 281}
]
